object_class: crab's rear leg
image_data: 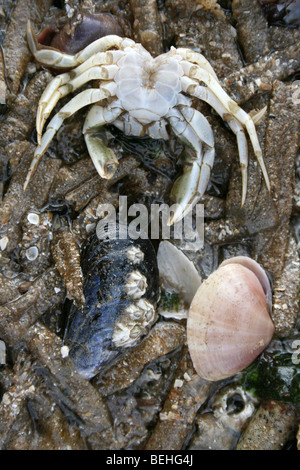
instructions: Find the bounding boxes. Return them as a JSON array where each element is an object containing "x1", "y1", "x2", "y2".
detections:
[
  {"x1": 166, "y1": 107, "x2": 215, "y2": 225},
  {"x1": 27, "y1": 20, "x2": 123, "y2": 69},
  {"x1": 181, "y1": 77, "x2": 250, "y2": 205},
  {"x1": 180, "y1": 61, "x2": 270, "y2": 193},
  {"x1": 23, "y1": 85, "x2": 114, "y2": 190}
]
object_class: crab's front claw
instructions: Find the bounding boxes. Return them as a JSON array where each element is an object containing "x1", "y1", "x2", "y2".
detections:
[
  {"x1": 168, "y1": 161, "x2": 202, "y2": 226},
  {"x1": 84, "y1": 131, "x2": 119, "y2": 179}
]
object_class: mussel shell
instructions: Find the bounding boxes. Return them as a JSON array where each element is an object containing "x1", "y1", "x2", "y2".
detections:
[
  {"x1": 65, "y1": 228, "x2": 160, "y2": 379},
  {"x1": 187, "y1": 258, "x2": 275, "y2": 381},
  {"x1": 38, "y1": 13, "x2": 125, "y2": 55}
]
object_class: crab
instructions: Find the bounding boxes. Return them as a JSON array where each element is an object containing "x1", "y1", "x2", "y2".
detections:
[{"x1": 24, "y1": 21, "x2": 270, "y2": 225}]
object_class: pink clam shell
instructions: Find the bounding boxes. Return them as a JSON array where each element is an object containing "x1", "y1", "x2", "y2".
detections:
[{"x1": 187, "y1": 259, "x2": 274, "y2": 381}]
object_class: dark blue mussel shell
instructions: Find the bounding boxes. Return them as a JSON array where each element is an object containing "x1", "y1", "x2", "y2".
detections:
[{"x1": 64, "y1": 227, "x2": 160, "y2": 379}]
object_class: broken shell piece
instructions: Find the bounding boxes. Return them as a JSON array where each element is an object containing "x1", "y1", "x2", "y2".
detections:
[
  {"x1": 25, "y1": 246, "x2": 39, "y2": 261},
  {"x1": 0, "y1": 236, "x2": 9, "y2": 251},
  {"x1": 27, "y1": 212, "x2": 40, "y2": 225},
  {"x1": 187, "y1": 256, "x2": 274, "y2": 381},
  {"x1": 157, "y1": 241, "x2": 202, "y2": 304}
]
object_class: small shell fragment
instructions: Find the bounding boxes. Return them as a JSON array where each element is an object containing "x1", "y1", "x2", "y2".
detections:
[
  {"x1": 0, "y1": 236, "x2": 9, "y2": 251},
  {"x1": 25, "y1": 246, "x2": 39, "y2": 261},
  {"x1": 27, "y1": 212, "x2": 40, "y2": 225},
  {"x1": 60, "y1": 345, "x2": 69, "y2": 358}
]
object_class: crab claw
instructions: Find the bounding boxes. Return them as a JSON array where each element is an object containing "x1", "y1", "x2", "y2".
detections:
[
  {"x1": 168, "y1": 161, "x2": 201, "y2": 226},
  {"x1": 84, "y1": 131, "x2": 119, "y2": 179},
  {"x1": 168, "y1": 143, "x2": 215, "y2": 226}
]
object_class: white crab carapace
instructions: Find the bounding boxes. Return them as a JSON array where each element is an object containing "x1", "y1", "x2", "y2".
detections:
[{"x1": 24, "y1": 21, "x2": 270, "y2": 224}]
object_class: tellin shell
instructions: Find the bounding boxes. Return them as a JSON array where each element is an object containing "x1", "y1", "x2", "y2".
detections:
[{"x1": 187, "y1": 256, "x2": 274, "y2": 381}]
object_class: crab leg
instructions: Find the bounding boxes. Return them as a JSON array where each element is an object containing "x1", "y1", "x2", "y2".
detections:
[
  {"x1": 166, "y1": 107, "x2": 215, "y2": 225},
  {"x1": 180, "y1": 106, "x2": 215, "y2": 195},
  {"x1": 175, "y1": 48, "x2": 220, "y2": 81},
  {"x1": 181, "y1": 76, "x2": 250, "y2": 204},
  {"x1": 83, "y1": 102, "x2": 124, "y2": 179},
  {"x1": 23, "y1": 85, "x2": 115, "y2": 190},
  {"x1": 180, "y1": 61, "x2": 270, "y2": 192},
  {"x1": 27, "y1": 21, "x2": 123, "y2": 69},
  {"x1": 36, "y1": 63, "x2": 119, "y2": 142},
  {"x1": 226, "y1": 118, "x2": 248, "y2": 205}
]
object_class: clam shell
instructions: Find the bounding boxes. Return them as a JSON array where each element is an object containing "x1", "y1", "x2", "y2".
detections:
[{"x1": 187, "y1": 259, "x2": 274, "y2": 381}]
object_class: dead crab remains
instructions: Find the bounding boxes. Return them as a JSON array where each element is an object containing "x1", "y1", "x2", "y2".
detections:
[
  {"x1": 24, "y1": 21, "x2": 270, "y2": 224},
  {"x1": 1, "y1": 0, "x2": 300, "y2": 451}
]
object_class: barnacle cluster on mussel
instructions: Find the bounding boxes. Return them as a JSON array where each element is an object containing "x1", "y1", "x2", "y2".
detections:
[{"x1": 64, "y1": 224, "x2": 160, "y2": 379}]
